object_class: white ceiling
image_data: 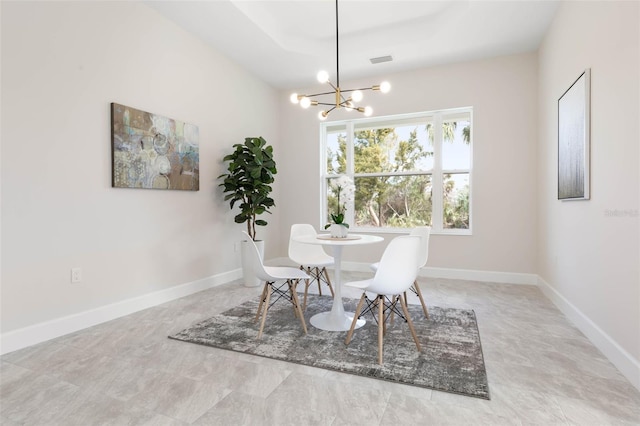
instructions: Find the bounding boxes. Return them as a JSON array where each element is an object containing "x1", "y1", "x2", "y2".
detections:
[{"x1": 146, "y1": 0, "x2": 559, "y2": 90}]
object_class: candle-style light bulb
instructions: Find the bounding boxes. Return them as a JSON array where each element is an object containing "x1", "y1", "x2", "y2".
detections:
[{"x1": 317, "y1": 70, "x2": 330, "y2": 83}]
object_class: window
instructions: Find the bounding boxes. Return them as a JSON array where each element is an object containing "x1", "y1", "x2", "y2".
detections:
[{"x1": 322, "y1": 108, "x2": 472, "y2": 234}]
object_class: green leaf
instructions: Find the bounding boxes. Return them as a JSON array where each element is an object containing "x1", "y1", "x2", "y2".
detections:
[{"x1": 219, "y1": 137, "x2": 277, "y2": 229}]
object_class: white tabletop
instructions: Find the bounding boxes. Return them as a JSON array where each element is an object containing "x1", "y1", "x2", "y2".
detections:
[{"x1": 293, "y1": 233, "x2": 383, "y2": 246}]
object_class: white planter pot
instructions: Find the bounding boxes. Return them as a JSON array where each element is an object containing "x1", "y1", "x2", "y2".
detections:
[
  {"x1": 240, "y1": 239, "x2": 265, "y2": 287},
  {"x1": 329, "y1": 224, "x2": 349, "y2": 238}
]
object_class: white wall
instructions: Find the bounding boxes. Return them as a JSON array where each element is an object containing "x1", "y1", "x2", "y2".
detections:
[
  {"x1": 1, "y1": 2, "x2": 281, "y2": 334},
  {"x1": 537, "y1": 1, "x2": 639, "y2": 381},
  {"x1": 278, "y1": 53, "x2": 539, "y2": 274}
]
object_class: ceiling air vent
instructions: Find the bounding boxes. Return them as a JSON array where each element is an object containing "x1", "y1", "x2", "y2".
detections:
[{"x1": 369, "y1": 55, "x2": 393, "y2": 64}]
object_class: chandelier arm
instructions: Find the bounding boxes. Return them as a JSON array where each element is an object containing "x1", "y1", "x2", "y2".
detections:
[
  {"x1": 322, "y1": 106, "x2": 338, "y2": 119},
  {"x1": 305, "y1": 90, "x2": 339, "y2": 97},
  {"x1": 305, "y1": 86, "x2": 374, "y2": 100},
  {"x1": 340, "y1": 87, "x2": 376, "y2": 93}
]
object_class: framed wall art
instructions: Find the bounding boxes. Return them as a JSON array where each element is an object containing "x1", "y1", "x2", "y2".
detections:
[
  {"x1": 558, "y1": 69, "x2": 590, "y2": 200},
  {"x1": 111, "y1": 103, "x2": 199, "y2": 191}
]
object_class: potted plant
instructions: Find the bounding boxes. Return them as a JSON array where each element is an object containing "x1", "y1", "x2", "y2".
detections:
[
  {"x1": 218, "y1": 136, "x2": 277, "y2": 286},
  {"x1": 325, "y1": 176, "x2": 354, "y2": 238}
]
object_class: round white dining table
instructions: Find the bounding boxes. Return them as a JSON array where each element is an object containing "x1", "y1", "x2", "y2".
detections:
[{"x1": 292, "y1": 233, "x2": 384, "y2": 331}]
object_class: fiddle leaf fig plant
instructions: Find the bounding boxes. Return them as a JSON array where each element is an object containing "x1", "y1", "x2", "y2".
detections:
[{"x1": 218, "y1": 137, "x2": 277, "y2": 241}]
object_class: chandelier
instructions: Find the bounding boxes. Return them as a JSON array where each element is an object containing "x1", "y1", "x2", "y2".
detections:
[{"x1": 289, "y1": 0, "x2": 390, "y2": 120}]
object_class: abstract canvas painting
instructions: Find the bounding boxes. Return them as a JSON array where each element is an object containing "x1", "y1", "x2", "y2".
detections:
[
  {"x1": 558, "y1": 69, "x2": 590, "y2": 200},
  {"x1": 111, "y1": 103, "x2": 199, "y2": 190}
]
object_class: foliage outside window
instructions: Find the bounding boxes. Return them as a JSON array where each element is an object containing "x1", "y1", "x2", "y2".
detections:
[{"x1": 322, "y1": 108, "x2": 472, "y2": 234}]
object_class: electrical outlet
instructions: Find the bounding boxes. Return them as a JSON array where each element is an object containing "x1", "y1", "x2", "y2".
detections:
[
  {"x1": 234, "y1": 242, "x2": 240, "y2": 252},
  {"x1": 71, "y1": 267, "x2": 82, "y2": 283}
]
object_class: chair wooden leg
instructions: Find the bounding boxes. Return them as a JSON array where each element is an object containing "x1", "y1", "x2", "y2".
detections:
[
  {"x1": 287, "y1": 281, "x2": 299, "y2": 318},
  {"x1": 389, "y1": 295, "x2": 399, "y2": 326},
  {"x1": 255, "y1": 282, "x2": 269, "y2": 323},
  {"x1": 314, "y1": 267, "x2": 323, "y2": 297},
  {"x1": 301, "y1": 266, "x2": 311, "y2": 311},
  {"x1": 289, "y1": 280, "x2": 308, "y2": 334},
  {"x1": 345, "y1": 293, "x2": 366, "y2": 345},
  {"x1": 402, "y1": 291, "x2": 410, "y2": 323},
  {"x1": 378, "y1": 295, "x2": 384, "y2": 365},
  {"x1": 399, "y1": 294, "x2": 422, "y2": 352},
  {"x1": 322, "y1": 267, "x2": 335, "y2": 297},
  {"x1": 382, "y1": 296, "x2": 389, "y2": 336},
  {"x1": 413, "y1": 280, "x2": 429, "y2": 319},
  {"x1": 257, "y1": 284, "x2": 272, "y2": 339}
]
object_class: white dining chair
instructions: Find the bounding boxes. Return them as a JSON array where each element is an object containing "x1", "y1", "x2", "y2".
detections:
[
  {"x1": 345, "y1": 235, "x2": 422, "y2": 365},
  {"x1": 288, "y1": 224, "x2": 335, "y2": 310},
  {"x1": 242, "y1": 232, "x2": 310, "y2": 339},
  {"x1": 370, "y1": 226, "x2": 431, "y2": 318}
]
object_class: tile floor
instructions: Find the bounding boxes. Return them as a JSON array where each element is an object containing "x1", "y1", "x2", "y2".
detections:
[{"x1": 1, "y1": 274, "x2": 639, "y2": 425}]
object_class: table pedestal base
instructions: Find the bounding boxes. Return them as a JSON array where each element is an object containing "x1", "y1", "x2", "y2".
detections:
[{"x1": 309, "y1": 312, "x2": 365, "y2": 331}]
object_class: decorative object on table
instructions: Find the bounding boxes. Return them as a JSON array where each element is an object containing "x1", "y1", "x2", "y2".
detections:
[
  {"x1": 558, "y1": 68, "x2": 590, "y2": 200},
  {"x1": 169, "y1": 294, "x2": 490, "y2": 400},
  {"x1": 325, "y1": 175, "x2": 354, "y2": 238},
  {"x1": 328, "y1": 223, "x2": 348, "y2": 239},
  {"x1": 316, "y1": 234, "x2": 361, "y2": 241},
  {"x1": 289, "y1": 0, "x2": 390, "y2": 120},
  {"x1": 111, "y1": 103, "x2": 199, "y2": 190},
  {"x1": 218, "y1": 137, "x2": 277, "y2": 287},
  {"x1": 288, "y1": 224, "x2": 335, "y2": 311}
]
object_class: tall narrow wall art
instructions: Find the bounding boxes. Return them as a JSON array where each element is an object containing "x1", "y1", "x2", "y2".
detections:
[
  {"x1": 558, "y1": 69, "x2": 590, "y2": 200},
  {"x1": 111, "y1": 103, "x2": 199, "y2": 190}
]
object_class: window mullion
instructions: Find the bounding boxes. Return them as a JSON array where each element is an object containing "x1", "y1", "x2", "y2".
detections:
[
  {"x1": 320, "y1": 125, "x2": 328, "y2": 228},
  {"x1": 432, "y1": 113, "x2": 444, "y2": 231},
  {"x1": 346, "y1": 121, "x2": 354, "y2": 174},
  {"x1": 346, "y1": 122, "x2": 355, "y2": 227}
]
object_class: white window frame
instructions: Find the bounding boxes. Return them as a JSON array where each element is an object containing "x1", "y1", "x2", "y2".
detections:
[{"x1": 320, "y1": 108, "x2": 473, "y2": 235}]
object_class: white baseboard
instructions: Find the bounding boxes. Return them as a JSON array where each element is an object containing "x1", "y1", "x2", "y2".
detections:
[
  {"x1": 421, "y1": 266, "x2": 537, "y2": 284},
  {"x1": 0, "y1": 269, "x2": 242, "y2": 356},
  {"x1": 537, "y1": 276, "x2": 640, "y2": 392},
  {"x1": 335, "y1": 261, "x2": 538, "y2": 285}
]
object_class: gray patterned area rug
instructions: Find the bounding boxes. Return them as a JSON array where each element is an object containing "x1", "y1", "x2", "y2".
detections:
[{"x1": 169, "y1": 294, "x2": 490, "y2": 399}]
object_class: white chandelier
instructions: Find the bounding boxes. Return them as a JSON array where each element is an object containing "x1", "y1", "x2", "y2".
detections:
[{"x1": 290, "y1": 0, "x2": 390, "y2": 120}]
